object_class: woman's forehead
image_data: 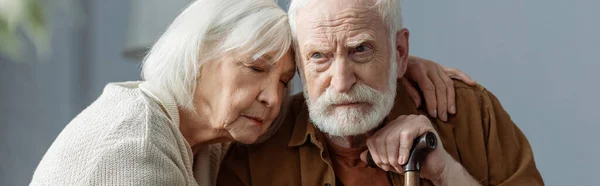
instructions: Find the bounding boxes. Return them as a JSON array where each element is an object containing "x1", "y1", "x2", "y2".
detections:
[{"x1": 244, "y1": 50, "x2": 293, "y2": 65}]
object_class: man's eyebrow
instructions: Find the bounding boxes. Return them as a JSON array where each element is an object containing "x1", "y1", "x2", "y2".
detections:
[
  {"x1": 346, "y1": 34, "x2": 376, "y2": 47},
  {"x1": 303, "y1": 42, "x2": 331, "y2": 52}
]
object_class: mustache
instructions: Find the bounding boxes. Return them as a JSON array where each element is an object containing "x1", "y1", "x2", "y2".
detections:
[{"x1": 317, "y1": 84, "x2": 381, "y2": 106}]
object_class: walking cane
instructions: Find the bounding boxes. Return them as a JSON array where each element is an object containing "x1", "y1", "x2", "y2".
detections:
[{"x1": 367, "y1": 132, "x2": 437, "y2": 186}]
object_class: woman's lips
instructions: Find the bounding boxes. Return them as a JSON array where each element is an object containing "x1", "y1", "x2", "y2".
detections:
[{"x1": 242, "y1": 115, "x2": 264, "y2": 126}]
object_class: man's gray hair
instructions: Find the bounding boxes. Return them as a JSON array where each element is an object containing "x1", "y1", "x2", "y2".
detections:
[
  {"x1": 288, "y1": 0, "x2": 403, "y2": 40},
  {"x1": 142, "y1": 0, "x2": 292, "y2": 111}
]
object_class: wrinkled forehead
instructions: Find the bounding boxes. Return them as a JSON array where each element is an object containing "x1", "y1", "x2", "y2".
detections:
[{"x1": 295, "y1": 0, "x2": 386, "y2": 41}]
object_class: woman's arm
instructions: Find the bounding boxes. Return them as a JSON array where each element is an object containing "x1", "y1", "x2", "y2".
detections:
[{"x1": 402, "y1": 55, "x2": 477, "y2": 121}]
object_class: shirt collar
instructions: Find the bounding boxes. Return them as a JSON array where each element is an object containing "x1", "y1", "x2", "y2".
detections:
[{"x1": 287, "y1": 102, "x2": 320, "y2": 147}]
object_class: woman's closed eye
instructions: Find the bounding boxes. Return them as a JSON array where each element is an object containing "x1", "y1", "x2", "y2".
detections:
[
  {"x1": 240, "y1": 56, "x2": 270, "y2": 73},
  {"x1": 248, "y1": 65, "x2": 266, "y2": 73},
  {"x1": 243, "y1": 60, "x2": 269, "y2": 73}
]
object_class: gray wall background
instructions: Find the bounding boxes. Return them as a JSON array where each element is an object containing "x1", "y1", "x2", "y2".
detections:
[
  {"x1": 0, "y1": 0, "x2": 140, "y2": 185},
  {"x1": 1, "y1": 0, "x2": 597, "y2": 185},
  {"x1": 402, "y1": 1, "x2": 599, "y2": 185}
]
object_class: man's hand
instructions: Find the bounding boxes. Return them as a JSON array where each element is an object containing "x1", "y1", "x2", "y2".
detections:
[
  {"x1": 403, "y1": 55, "x2": 477, "y2": 121},
  {"x1": 360, "y1": 115, "x2": 480, "y2": 185}
]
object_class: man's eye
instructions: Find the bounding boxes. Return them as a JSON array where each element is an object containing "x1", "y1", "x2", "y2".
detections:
[
  {"x1": 354, "y1": 44, "x2": 372, "y2": 53},
  {"x1": 350, "y1": 44, "x2": 374, "y2": 63},
  {"x1": 310, "y1": 52, "x2": 324, "y2": 59}
]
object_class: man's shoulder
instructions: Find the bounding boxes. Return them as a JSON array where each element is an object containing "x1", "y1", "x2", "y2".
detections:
[
  {"x1": 453, "y1": 80, "x2": 488, "y2": 95},
  {"x1": 430, "y1": 80, "x2": 510, "y2": 134},
  {"x1": 451, "y1": 80, "x2": 492, "y2": 109},
  {"x1": 437, "y1": 81, "x2": 543, "y2": 185},
  {"x1": 408, "y1": 80, "x2": 501, "y2": 130}
]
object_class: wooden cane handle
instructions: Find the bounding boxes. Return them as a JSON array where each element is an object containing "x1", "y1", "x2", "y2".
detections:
[{"x1": 366, "y1": 132, "x2": 437, "y2": 169}]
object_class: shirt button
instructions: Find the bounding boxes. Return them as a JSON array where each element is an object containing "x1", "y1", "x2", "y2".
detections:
[{"x1": 324, "y1": 184, "x2": 331, "y2": 186}]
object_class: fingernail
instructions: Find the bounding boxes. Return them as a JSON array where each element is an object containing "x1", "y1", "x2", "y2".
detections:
[
  {"x1": 395, "y1": 167, "x2": 403, "y2": 174},
  {"x1": 399, "y1": 155, "x2": 405, "y2": 165},
  {"x1": 432, "y1": 109, "x2": 437, "y2": 118},
  {"x1": 450, "y1": 106, "x2": 456, "y2": 114},
  {"x1": 441, "y1": 113, "x2": 447, "y2": 122}
]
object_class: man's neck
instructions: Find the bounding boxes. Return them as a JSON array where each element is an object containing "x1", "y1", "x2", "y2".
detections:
[
  {"x1": 323, "y1": 122, "x2": 385, "y2": 148},
  {"x1": 325, "y1": 134, "x2": 370, "y2": 148}
]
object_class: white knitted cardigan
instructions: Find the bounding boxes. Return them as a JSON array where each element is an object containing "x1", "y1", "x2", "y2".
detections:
[{"x1": 30, "y1": 81, "x2": 229, "y2": 186}]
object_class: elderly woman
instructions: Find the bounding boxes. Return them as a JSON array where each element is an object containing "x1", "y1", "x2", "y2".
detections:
[{"x1": 30, "y1": 0, "x2": 474, "y2": 185}]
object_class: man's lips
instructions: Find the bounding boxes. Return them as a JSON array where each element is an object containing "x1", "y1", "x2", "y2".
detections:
[{"x1": 331, "y1": 102, "x2": 365, "y2": 107}]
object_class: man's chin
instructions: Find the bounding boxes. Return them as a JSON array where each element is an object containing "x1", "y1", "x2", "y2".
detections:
[
  {"x1": 327, "y1": 106, "x2": 370, "y2": 116},
  {"x1": 320, "y1": 124, "x2": 381, "y2": 137},
  {"x1": 311, "y1": 115, "x2": 382, "y2": 137}
]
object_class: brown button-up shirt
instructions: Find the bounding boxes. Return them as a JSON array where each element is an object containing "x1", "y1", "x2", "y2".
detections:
[{"x1": 217, "y1": 81, "x2": 543, "y2": 186}]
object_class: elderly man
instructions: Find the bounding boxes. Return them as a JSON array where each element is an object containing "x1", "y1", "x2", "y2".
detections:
[{"x1": 218, "y1": 0, "x2": 543, "y2": 185}]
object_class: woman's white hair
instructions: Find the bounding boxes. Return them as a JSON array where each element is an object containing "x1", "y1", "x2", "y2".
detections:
[{"x1": 142, "y1": 0, "x2": 292, "y2": 111}]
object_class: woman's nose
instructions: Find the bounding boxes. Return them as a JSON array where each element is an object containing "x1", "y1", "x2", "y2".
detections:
[{"x1": 257, "y1": 78, "x2": 281, "y2": 108}]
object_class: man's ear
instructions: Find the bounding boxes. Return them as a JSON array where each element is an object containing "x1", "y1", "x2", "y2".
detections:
[{"x1": 395, "y1": 28, "x2": 410, "y2": 78}]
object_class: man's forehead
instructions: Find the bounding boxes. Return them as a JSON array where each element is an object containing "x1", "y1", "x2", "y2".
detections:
[
  {"x1": 295, "y1": 1, "x2": 387, "y2": 49},
  {"x1": 296, "y1": 1, "x2": 383, "y2": 36},
  {"x1": 298, "y1": 0, "x2": 377, "y2": 10},
  {"x1": 296, "y1": 0, "x2": 380, "y2": 24}
]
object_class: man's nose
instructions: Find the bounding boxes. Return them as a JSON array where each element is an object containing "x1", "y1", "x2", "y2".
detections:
[{"x1": 330, "y1": 57, "x2": 356, "y2": 93}]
